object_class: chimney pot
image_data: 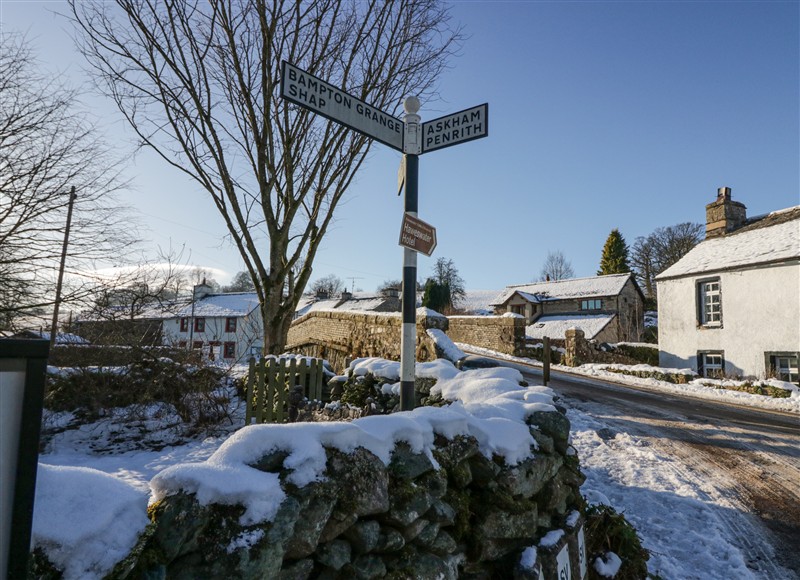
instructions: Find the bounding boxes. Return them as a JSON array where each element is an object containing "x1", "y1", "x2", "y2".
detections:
[{"x1": 706, "y1": 187, "x2": 746, "y2": 238}]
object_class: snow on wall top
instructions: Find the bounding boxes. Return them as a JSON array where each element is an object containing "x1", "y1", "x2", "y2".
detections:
[
  {"x1": 657, "y1": 207, "x2": 800, "y2": 280},
  {"x1": 526, "y1": 313, "x2": 616, "y2": 340},
  {"x1": 491, "y1": 273, "x2": 632, "y2": 306},
  {"x1": 174, "y1": 293, "x2": 260, "y2": 318},
  {"x1": 150, "y1": 363, "x2": 557, "y2": 525}
]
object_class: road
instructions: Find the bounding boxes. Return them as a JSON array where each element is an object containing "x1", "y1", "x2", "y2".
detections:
[{"x1": 465, "y1": 355, "x2": 800, "y2": 577}]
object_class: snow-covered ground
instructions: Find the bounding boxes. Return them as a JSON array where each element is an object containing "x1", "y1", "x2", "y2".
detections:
[
  {"x1": 572, "y1": 410, "x2": 775, "y2": 580},
  {"x1": 31, "y1": 359, "x2": 798, "y2": 579}
]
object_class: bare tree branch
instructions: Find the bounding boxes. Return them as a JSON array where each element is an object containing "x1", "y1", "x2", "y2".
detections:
[
  {"x1": 70, "y1": 0, "x2": 462, "y2": 353},
  {"x1": 0, "y1": 33, "x2": 137, "y2": 330}
]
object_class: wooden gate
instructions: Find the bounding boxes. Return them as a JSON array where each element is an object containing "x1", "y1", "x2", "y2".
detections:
[{"x1": 244, "y1": 357, "x2": 325, "y2": 424}]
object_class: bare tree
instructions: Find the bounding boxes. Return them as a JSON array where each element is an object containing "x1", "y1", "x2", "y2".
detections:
[
  {"x1": 431, "y1": 258, "x2": 467, "y2": 308},
  {"x1": 539, "y1": 250, "x2": 575, "y2": 281},
  {"x1": 632, "y1": 222, "x2": 703, "y2": 300},
  {"x1": 70, "y1": 0, "x2": 461, "y2": 354},
  {"x1": 223, "y1": 270, "x2": 257, "y2": 293},
  {"x1": 377, "y1": 279, "x2": 402, "y2": 293},
  {"x1": 0, "y1": 33, "x2": 135, "y2": 330},
  {"x1": 309, "y1": 274, "x2": 345, "y2": 298}
]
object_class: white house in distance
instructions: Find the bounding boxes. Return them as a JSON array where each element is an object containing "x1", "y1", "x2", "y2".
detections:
[
  {"x1": 490, "y1": 273, "x2": 645, "y2": 343},
  {"x1": 657, "y1": 188, "x2": 799, "y2": 383},
  {"x1": 162, "y1": 283, "x2": 263, "y2": 363}
]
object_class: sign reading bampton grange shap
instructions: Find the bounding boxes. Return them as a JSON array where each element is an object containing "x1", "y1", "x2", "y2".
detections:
[{"x1": 280, "y1": 61, "x2": 404, "y2": 151}]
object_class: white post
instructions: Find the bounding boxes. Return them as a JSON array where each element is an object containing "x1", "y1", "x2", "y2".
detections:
[{"x1": 400, "y1": 96, "x2": 421, "y2": 411}]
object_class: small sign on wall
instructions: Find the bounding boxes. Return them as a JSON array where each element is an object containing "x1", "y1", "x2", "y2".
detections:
[
  {"x1": 577, "y1": 526, "x2": 588, "y2": 579},
  {"x1": 556, "y1": 544, "x2": 572, "y2": 580}
]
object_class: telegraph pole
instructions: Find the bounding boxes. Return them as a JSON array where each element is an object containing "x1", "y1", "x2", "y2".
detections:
[
  {"x1": 50, "y1": 186, "x2": 76, "y2": 348},
  {"x1": 400, "y1": 97, "x2": 422, "y2": 411}
]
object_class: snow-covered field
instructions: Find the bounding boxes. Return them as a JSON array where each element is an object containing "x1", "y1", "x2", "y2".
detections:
[{"x1": 31, "y1": 358, "x2": 798, "y2": 579}]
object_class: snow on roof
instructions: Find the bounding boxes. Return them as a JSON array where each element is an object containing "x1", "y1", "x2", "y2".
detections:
[
  {"x1": 458, "y1": 290, "x2": 503, "y2": 315},
  {"x1": 175, "y1": 292, "x2": 260, "y2": 318},
  {"x1": 657, "y1": 207, "x2": 800, "y2": 279},
  {"x1": 525, "y1": 313, "x2": 616, "y2": 340},
  {"x1": 491, "y1": 273, "x2": 632, "y2": 306},
  {"x1": 14, "y1": 331, "x2": 91, "y2": 345},
  {"x1": 295, "y1": 293, "x2": 399, "y2": 317}
]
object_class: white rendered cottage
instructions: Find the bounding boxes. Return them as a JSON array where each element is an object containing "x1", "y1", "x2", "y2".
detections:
[
  {"x1": 656, "y1": 188, "x2": 800, "y2": 383},
  {"x1": 490, "y1": 273, "x2": 645, "y2": 343},
  {"x1": 162, "y1": 283, "x2": 263, "y2": 363}
]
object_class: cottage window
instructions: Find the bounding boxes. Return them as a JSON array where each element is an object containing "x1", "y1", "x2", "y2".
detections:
[
  {"x1": 178, "y1": 340, "x2": 187, "y2": 348},
  {"x1": 698, "y1": 280, "x2": 721, "y2": 326},
  {"x1": 580, "y1": 299, "x2": 602, "y2": 311},
  {"x1": 179, "y1": 318, "x2": 188, "y2": 332},
  {"x1": 698, "y1": 351, "x2": 724, "y2": 378},
  {"x1": 223, "y1": 342, "x2": 236, "y2": 359},
  {"x1": 511, "y1": 304, "x2": 525, "y2": 315},
  {"x1": 194, "y1": 317, "x2": 205, "y2": 332},
  {"x1": 192, "y1": 341, "x2": 203, "y2": 350},
  {"x1": 225, "y1": 317, "x2": 237, "y2": 332},
  {"x1": 766, "y1": 353, "x2": 799, "y2": 384}
]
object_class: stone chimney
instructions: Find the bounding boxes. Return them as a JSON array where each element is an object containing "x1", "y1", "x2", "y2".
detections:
[
  {"x1": 705, "y1": 187, "x2": 747, "y2": 238},
  {"x1": 193, "y1": 281, "x2": 213, "y2": 301}
]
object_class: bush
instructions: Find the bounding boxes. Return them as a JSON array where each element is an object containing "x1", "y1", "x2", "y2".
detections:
[
  {"x1": 584, "y1": 504, "x2": 651, "y2": 579},
  {"x1": 613, "y1": 344, "x2": 659, "y2": 366},
  {"x1": 45, "y1": 351, "x2": 231, "y2": 427},
  {"x1": 693, "y1": 380, "x2": 792, "y2": 399}
]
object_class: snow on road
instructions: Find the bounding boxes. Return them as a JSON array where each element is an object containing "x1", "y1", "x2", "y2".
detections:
[{"x1": 570, "y1": 409, "x2": 794, "y2": 579}]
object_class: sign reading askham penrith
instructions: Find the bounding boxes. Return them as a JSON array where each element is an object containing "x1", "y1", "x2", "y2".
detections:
[
  {"x1": 281, "y1": 61, "x2": 404, "y2": 152},
  {"x1": 399, "y1": 213, "x2": 437, "y2": 257},
  {"x1": 422, "y1": 103, "x2": 488, "y2": 153}
]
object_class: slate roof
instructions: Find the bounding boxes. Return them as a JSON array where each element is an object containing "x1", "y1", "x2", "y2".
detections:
[
  {"x1": 12, "y1": 330, "x2": 90, "y2": 345},
  {"x1": 491, "y1": 273, "x2": 634, "y2": 306},
  {"x1": 525, "y1": 313, "x2": 616, "y2": 341},
  {"x1": 295, "y1": 292, "x2": 400, "y2": 317},
  {"x1": 657, "y1": 206, "x2": 800, "y2": 280},
  {"x1": 459, "y1": 290, "x2": 500, "y2": 315},
  {"x1": 174, "y1": 292, "x2": 261, "y2": 318}
]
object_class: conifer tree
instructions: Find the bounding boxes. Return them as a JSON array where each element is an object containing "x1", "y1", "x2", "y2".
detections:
[{"x1": 597, "y1": 229, "x2": 631, "y2": 275}]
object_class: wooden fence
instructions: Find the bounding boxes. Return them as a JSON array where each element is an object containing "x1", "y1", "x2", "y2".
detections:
[{"x1": 244, "y1": 357, "x2": 326, "y2": 424}]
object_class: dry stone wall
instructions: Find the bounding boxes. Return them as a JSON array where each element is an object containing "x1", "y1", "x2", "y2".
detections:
[
  {"x1": 286, "y1": 310, "x2": 445, "y2": 372},
  {"x1": 446, "y1": 316, "x2": 527, "y2": 356},
  {"x1": 120, "y1": 390, "x2": 587, "y2": 579}
]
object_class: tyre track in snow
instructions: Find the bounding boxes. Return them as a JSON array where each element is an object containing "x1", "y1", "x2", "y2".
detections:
[
  {"x1": 547, "y1": 372, "x2": 800, "y2": 579},
  {"x1": 573, "y1": 400, "x2": 799, "y2": 578},
  {"x1": 463, "y1": 355, "x2": 800, "y2": 578}
]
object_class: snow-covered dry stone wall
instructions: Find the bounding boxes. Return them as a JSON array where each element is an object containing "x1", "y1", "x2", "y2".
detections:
[{"x1": 121, "y1": 362, "x2": 587, "y2": 578}]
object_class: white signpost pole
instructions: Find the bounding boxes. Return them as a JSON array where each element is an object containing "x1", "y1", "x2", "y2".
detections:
[{"x1": 400, "y1": 96, "x2": 422, "y2": 412}]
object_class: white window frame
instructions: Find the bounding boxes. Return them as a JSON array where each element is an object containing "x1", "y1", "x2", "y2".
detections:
[
  {"x1": 580, "y1": 299, "x2": 602, "y2": 311},
  {"x1": 698, "y1": 279, "x2": 721, "y2": 327},
  {"x1": 766, "y1": 352, "x2": 799, "y2": 384},
  {"x1": 698, "y1": 351, "x2": 724, "y2": 378}
]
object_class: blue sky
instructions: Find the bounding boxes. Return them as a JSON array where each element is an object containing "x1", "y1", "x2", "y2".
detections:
[{"x1": 3, "y1": 1, "x2": 798, "y2": 293}]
